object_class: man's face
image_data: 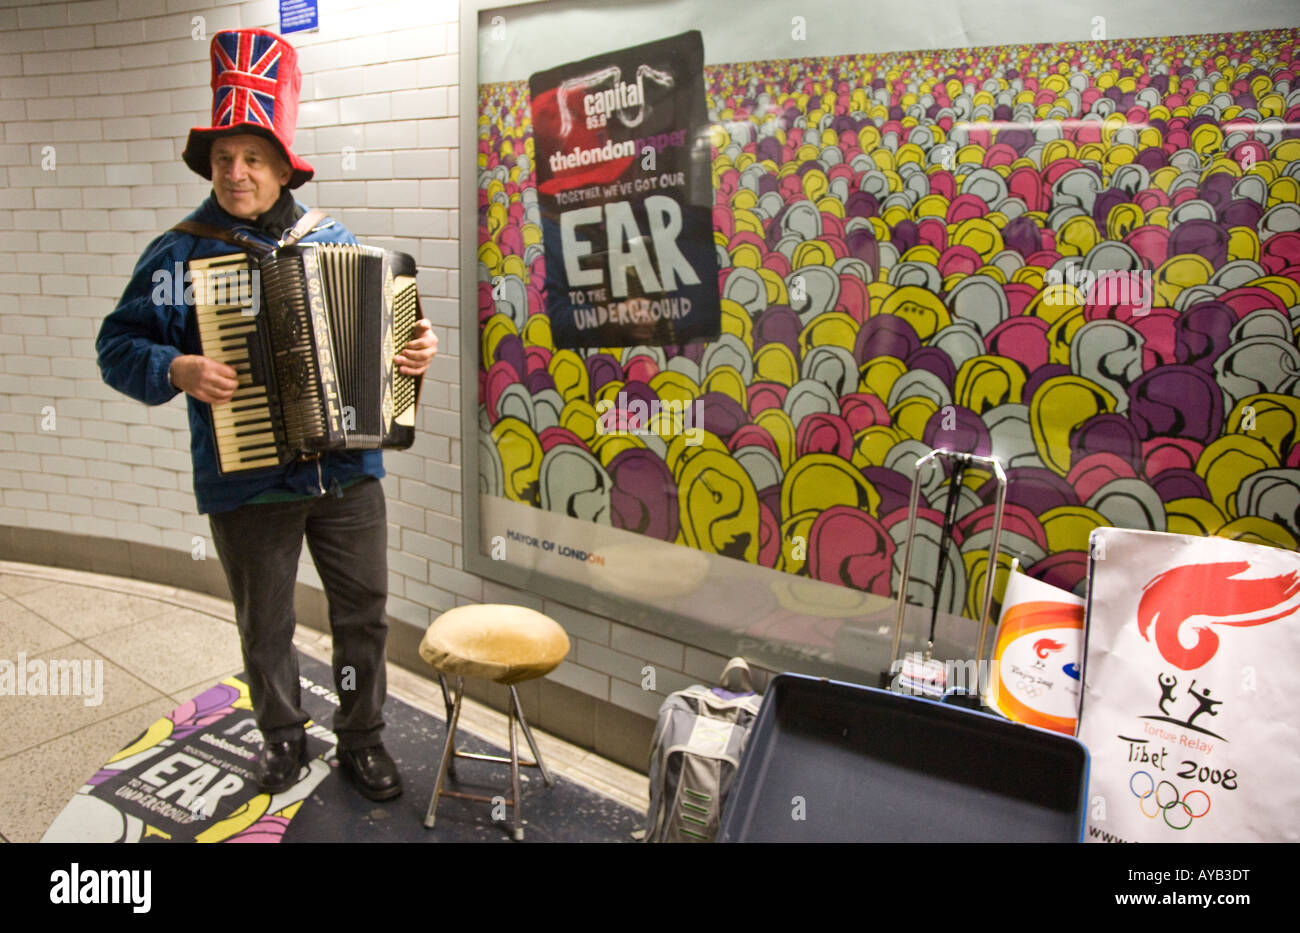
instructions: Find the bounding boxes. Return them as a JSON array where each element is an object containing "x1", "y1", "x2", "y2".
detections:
[{"x1": 210, "y1": 134, "x2": 292, "y2": 220}]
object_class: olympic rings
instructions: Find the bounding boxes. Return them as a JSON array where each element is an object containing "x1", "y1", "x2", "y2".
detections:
[
  {"x1": 1183, "y1": 789, "x2": 1212, "y2": 819},
  {"x1": 1163, "y1": 800, "x2": 1195, "y2": 831},
  {"x1": 1155, "y1": 780, "x2": 1179, "y2": 808},
  {"x1": 1129, "y1": 770, "x2": 1154, "y2": 799},
  {"x1": 1129, "y1": 771, "x2": 1212, "y2": 829},
  {"x1": 1016, "y1": 678, "x2": 1044, "y2": 698}
]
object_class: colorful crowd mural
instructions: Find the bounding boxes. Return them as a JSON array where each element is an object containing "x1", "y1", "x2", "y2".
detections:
[{"x1": 476, "y1": 29, "x2": 1300, "y2": 622}]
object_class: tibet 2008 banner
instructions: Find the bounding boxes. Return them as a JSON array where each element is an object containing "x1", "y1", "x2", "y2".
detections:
[
  {"x1": 1080, "y1": 529, "x2": 1300, "y2": 842},
  {"x1": 528, "y1": 31, "x2": 721, "y2": 348}
]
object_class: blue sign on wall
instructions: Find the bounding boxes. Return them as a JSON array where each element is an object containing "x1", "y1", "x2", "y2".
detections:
[{"x1": 280, "y1": 0, "x2": 318, "y2": 34}]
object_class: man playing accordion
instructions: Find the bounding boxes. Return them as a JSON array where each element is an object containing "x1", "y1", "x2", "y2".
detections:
[{"x1": 96, "y1": 27, "x2": 436, "y2": 802}]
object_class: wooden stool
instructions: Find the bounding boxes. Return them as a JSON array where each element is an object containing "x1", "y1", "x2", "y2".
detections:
[{"x1": 418, "y1": 604, "x2": 570, "y2": 840}]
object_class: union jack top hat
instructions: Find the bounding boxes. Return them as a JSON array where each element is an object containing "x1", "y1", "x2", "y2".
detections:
[{"x1": 182, "y1": 28, "x2": 314, "y2": 188}]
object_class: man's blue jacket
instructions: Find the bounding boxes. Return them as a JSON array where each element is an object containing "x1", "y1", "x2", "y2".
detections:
[{"x1": 96, "y1": 194, "x2": 384, "y2": 514}]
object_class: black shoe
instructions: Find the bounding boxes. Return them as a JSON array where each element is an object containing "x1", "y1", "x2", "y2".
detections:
[
  {"x1": 257, "y1": 734, "x2": 308, "y2": 794},
  {"x1": 338, "y1": 745, "x2": 403, "y2": 801}
]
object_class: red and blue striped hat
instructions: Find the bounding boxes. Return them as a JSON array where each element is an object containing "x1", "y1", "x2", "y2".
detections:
[{"x1": 182, "y1": 28, "x2": 314, "y2": 188}]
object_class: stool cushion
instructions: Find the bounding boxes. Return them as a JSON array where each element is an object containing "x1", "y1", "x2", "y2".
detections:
[{"x1": 419, "y1": 604, "x2": 571, "y2": 685}]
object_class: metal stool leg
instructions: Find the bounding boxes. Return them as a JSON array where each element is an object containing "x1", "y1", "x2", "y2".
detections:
[
  {"x1": 512, "y1": 686, "x2": 554, "y2": 787},
  {"x1": 508, "y1": 702, "x2": 524, "y2": 841},
  {"x1": 437, "y1": 674, "x2": 458, "y2": 778},
  {"x1": 424, "y1": 675, "x2": 463, "y2": 829}
]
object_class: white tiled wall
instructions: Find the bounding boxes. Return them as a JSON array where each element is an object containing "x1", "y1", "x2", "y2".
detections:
[{"x1": 0, "y1": 0, "x2": 716, "y2": 724}]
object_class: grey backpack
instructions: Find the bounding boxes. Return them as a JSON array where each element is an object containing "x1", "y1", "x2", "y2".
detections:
[{"x1": 645, "y1": 658, "x2": 761, "y2": 842}]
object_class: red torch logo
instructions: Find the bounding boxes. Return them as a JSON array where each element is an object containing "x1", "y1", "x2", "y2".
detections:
[{"x1": 1137, "y1": 562, "x2": 1300, "y2": 671}]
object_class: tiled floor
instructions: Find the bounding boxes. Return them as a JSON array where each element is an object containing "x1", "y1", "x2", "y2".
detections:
[{"x1": 0, "y1": 560, "x2": 649, "y2": 844}]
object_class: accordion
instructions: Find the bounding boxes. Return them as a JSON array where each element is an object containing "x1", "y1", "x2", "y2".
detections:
[{"x1": 189, "y1": 244, "x2": 424, "y2": 474}]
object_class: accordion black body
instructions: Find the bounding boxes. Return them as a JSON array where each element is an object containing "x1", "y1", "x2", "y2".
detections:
[{"x1": 190, "y1": 244, "x2": 424, "y2": 474}]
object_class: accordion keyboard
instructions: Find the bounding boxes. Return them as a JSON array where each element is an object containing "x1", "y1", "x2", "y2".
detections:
[{"x1": 190, "y1": 252, "x2": 283, "y2": 473}]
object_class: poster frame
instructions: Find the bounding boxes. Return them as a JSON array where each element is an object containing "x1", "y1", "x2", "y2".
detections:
[{"x1": 458, "y1": 0, "x2": 1300, "y2": 682}]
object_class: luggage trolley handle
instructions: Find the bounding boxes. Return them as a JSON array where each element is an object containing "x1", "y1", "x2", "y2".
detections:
[{"x1": 888, "y1": 449, "x2": 1009, "y2": 673}]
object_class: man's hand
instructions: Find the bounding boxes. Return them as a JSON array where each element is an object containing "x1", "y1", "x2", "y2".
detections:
[
  {"x1": 170, "y1": 354, "x2": 239, "y2": 405},
  {"x1": 395, "y1": 319, "x2": 437, "y2": 377}
]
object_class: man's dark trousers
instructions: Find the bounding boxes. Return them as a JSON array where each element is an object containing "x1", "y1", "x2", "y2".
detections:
[{"x1": 209, "y1": 476, "x2": 388, "y2": 752}]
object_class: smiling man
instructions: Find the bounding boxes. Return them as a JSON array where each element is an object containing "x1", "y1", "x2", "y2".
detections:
[
  {"x1": 211, "y1": 133, "x2": 290, "y2": 219},
  {"x1": 96, "y1": 27, "x2": 435, "y2": 803}
]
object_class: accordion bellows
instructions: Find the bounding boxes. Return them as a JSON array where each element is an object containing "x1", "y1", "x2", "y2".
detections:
[{"x1": 191, "y1": 244, "x2": 424, "y2": 473}]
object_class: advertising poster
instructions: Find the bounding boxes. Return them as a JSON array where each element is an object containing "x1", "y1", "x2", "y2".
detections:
[
  {"x1": 1080, "y1": 528, "x2": 1300, "y2": 842},
  {"x1": 42, "y1": 675, "x2": 333, "y2": 844},
  {"x1": 474, "y1": 3, "x2": 1300, "y2": 676},
  {"x1": 528, "y1": 31, "x2": 720, "y2": 348}
]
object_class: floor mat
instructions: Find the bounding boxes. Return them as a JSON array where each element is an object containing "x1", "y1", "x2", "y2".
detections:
[{"x1": 42, "y1": 653, "x2": 642, "y2": 843}]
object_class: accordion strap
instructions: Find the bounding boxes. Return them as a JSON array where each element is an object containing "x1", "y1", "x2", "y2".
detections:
[
  {"x1": 282, "y1": 209, "x2": 327, "y2": 246},
  {"x1": 170, "y1": 221, "x2": 272, "y2": 257},
  {"x1": 170, "y1": 209, "x2": 330, "y2": 256}
]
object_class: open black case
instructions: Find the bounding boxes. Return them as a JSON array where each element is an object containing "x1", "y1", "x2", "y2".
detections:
[{"x1": 717, "y1": 674, "x2": 1090, "y2": 842}]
